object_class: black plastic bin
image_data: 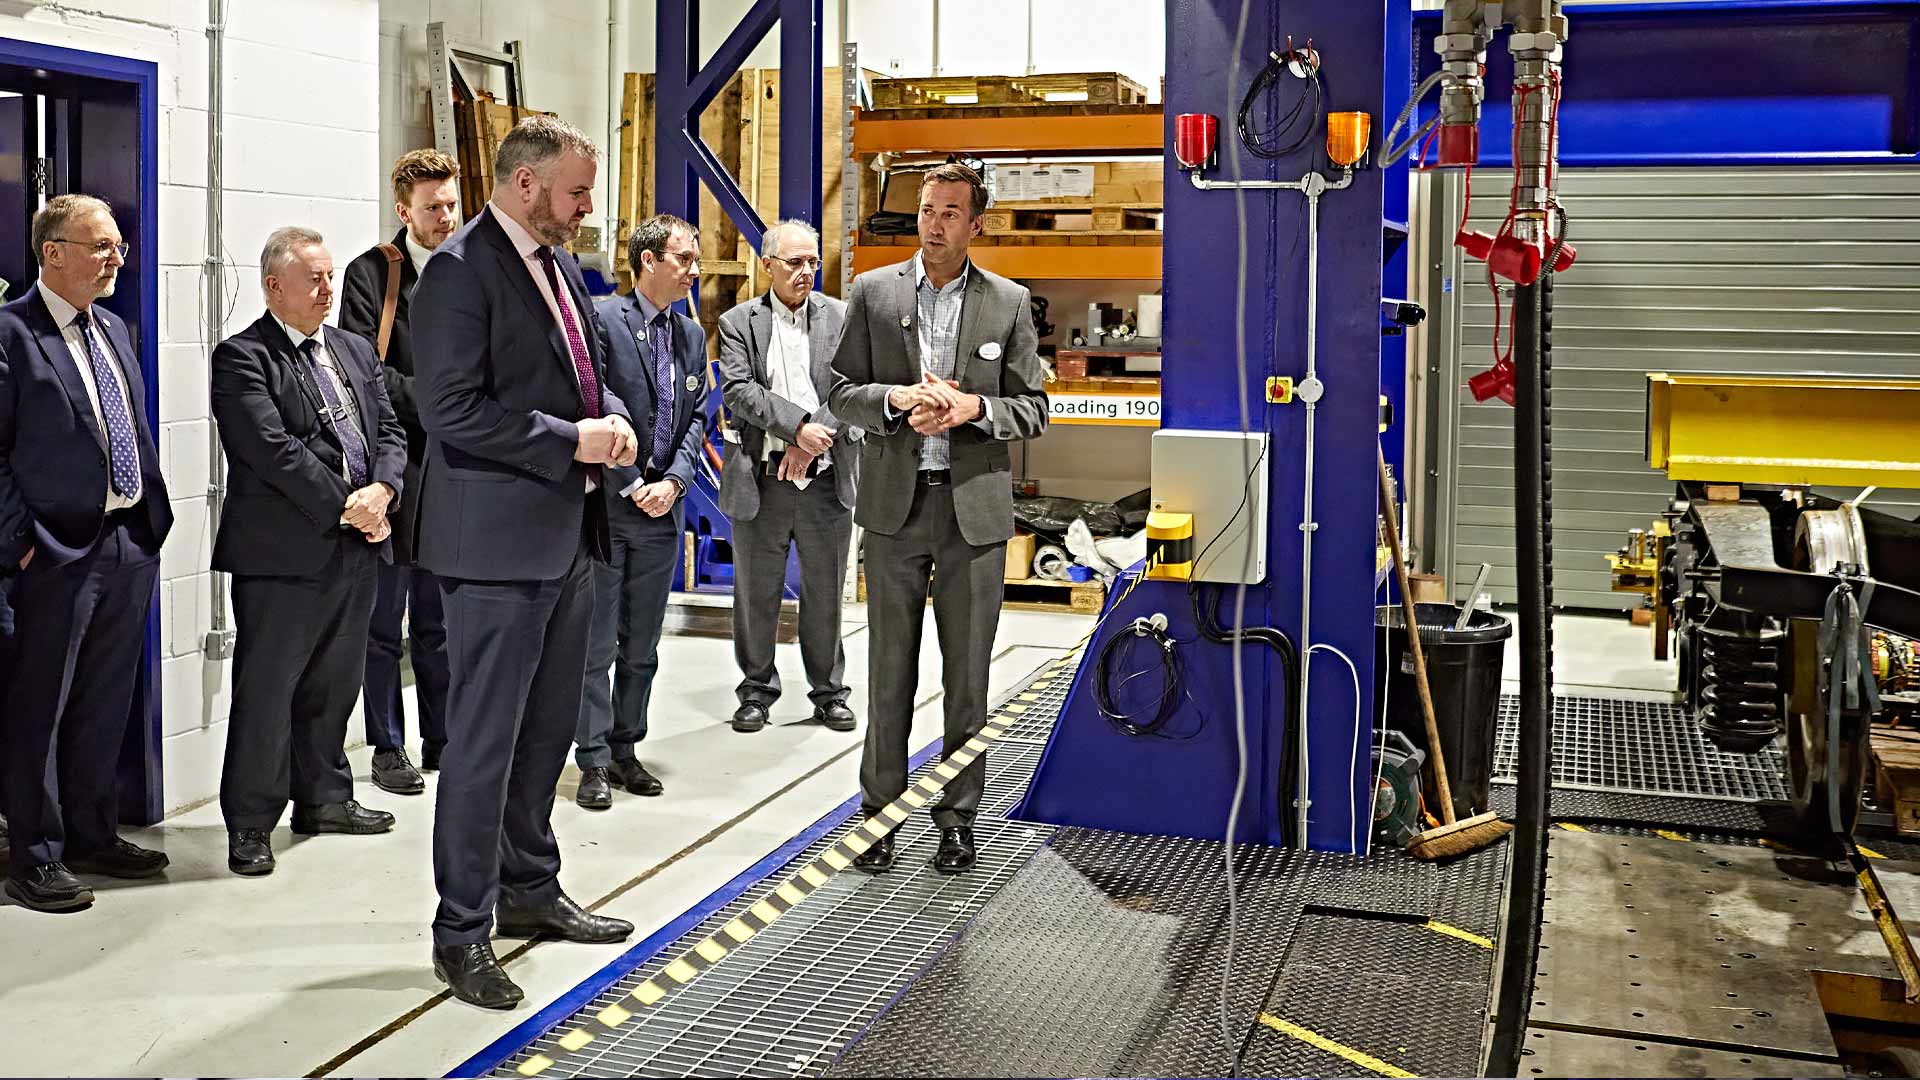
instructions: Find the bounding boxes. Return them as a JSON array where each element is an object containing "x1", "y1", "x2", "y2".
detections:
[{"x1": 1374, "y1": 603, "x2": 1512, "y2": 821}]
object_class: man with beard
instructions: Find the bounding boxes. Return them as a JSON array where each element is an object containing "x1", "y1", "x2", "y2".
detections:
[
  {"x1": 340, "y1": 148, "x2": 461, "y2": 795},
  {"x1": 412, "y1": 115, "x2": 640, "y2": 1009},
  {"x1": 0, "y1": 194, "x2": 173, "y2": 911}
]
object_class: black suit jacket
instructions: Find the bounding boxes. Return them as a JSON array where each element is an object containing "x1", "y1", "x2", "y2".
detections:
[
  {"x1": 340, "y1": 228, "x2": 426, "y2": 562},
  {"x1": 209, "y1": 313, "x2": 407, "y2": 576},
  {"x1": 592, "y1": 291, "x2": 706, "y2": 508},
  {"x1": 411, "y1": 204, "x2": 631, "y2": 582},
  {"x1": 0, "y1": 286, "x2": 172, "y2": 570}
]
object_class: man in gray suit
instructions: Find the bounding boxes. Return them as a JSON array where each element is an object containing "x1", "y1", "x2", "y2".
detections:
[
  {"x1": 827, "y1": 163, "x2": 1048, "y2": 874},
  {"x1": 717, "y1": 220, "x2": 859, "y2": 735}
]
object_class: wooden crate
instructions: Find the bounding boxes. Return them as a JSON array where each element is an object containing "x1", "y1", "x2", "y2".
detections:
[
  {"x1": 991, "y1": 161, "x2": 1163, "y2": 209},
  {"x1": 1873, "y1": 726, "x2": 1920, "y2": 835},
  {"x1": 869, "y1": 71, "x2": 1149, "y2": 110},
  {"x1": 981, "y1": 206, "x2": 1160, "y2": 236}
]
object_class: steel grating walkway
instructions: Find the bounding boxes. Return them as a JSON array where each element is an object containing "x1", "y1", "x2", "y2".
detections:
[
  {"x1": 485, "y1": 660, "x2": 1075, "y2": 1079},
  {"x1": 1492, "y1": 693, "x2": 1788, "y2": 802}
]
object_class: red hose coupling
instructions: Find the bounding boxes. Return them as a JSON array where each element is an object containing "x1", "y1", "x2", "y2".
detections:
[
  {"x1": 1437, "y1": 123, "x2": 1479, "y2": 166},
  {"x1": 1468, "y1": 360, "x2": 1516, "y2": 406},
  {"x1": 1455, "y1": 230, "x2": 1578, "y2": 287}
]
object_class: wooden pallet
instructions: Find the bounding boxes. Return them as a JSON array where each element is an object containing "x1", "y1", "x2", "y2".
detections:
[
  {"x1": 869, "y1": 71, "x2": 1149, "y2": 110},
  {"x1": 453, "y1": 97, "x2": 559, "y2": 233},
  {"x1": 858, "y1": 231, "x2": 1164, "y2": 249},
  {"x1": 1051, "y1": 351, "x2": 1161, "y2": 381},
  {"x1": 1873, "y1": 724, "x2": 1920, "y2": 835},
  {"x1": 982, "y1": 206, "x2": 1161, "y2": 236},
  {"x1": 1002, "y1": 576, "x2": 1105, "y2": 614}
]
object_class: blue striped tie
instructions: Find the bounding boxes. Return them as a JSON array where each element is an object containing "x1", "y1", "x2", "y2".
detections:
[{"x1": 75, "y1": 309, "x2": 140, "y2": 498}]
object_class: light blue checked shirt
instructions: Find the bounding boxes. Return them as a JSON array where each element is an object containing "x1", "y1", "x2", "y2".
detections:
[{"x1": 888, "y1": 252, "x2": 991, "y2": 471}]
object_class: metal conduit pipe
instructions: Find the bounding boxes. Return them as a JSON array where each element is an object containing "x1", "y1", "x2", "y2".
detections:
[{"x1": 202, "y1": 0, "x2": 234, "y2": 660}]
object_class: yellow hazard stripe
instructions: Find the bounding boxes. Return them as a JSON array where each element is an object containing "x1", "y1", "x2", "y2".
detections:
[
  {"x1": 1256, "y1": 1014, "x2": 1416, "y2": 1078},
  {"x1": 1858, "y1": 844, "x2": 1888, "y2": 860},
  {"x1": 508, "y1": 656, "x2": 1082, "y2": 1077},
  {"x1": 1425, "y1": 920, "x2": 1493, "y2": 949},
  {"x1": 1555, "y1": 822, "x2": 1587, "y2": 832},
  {"x1": 1654, "y1": 829, "x2": 1687, "y2": 842}
]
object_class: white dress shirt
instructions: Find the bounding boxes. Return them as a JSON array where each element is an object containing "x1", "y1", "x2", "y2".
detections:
[
  {"x1": 493, "y1": 206, "x2": 597, "y2": 492},
  {"x1": 764, "y1": 291, "x2": 827, "y2": 485},
  {"x1": 37, "y1": 280, "x2": 139, "y2": 512}
]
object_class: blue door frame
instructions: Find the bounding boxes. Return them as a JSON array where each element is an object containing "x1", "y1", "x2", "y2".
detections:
[{"x1": 0, "y1": 37, "x2": 164, "y2": 824}]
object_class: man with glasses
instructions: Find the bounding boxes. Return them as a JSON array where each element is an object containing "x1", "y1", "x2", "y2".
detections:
[
  {"x1": 715, "y1": 220, "x2": 858, "y2": 735},
  {"x1": 0, "y1": 194, "x2": 173, "y2": 911},
  {"x1": 571, "y1": 213, "x2": 708, "y2": 810}
]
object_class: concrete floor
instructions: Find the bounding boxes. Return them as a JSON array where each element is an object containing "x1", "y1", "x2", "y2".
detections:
[{"x1": 0, "y1": 603, "x2": 1659, "y2": 1077}]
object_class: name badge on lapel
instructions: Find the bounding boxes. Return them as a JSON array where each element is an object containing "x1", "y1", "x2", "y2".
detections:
[
  {"x1": 900, "y1": 316, "x2": 913, "y2": 329},
  {"x1": 979, "y1": 342, "x2": 1003, "y2": 361},
  {"x1": 685, "y1": 373, "x2": 701, "y2": 393}
]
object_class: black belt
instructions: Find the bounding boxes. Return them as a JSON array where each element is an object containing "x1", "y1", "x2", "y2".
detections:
[{"x1": 917, "y1": 469, "x2": 951, "y2": 487}]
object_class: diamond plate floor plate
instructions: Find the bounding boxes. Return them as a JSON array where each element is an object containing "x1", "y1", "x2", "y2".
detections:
[
  {"x1": 1533, "y1": 831, "x2": 1900, "y2": 1064},
  {"x1": 1494, "y1": 694, "x2": 1787, "y2": 802},
  {"x1": 487, "y1": 662, "x2": 1076, "y2": 1079},
  {"x1": 1526, "y1": 1028, "x2": 1845, "y2": 1078}
]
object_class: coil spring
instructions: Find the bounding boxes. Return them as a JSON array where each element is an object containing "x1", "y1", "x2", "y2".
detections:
[{"x1": 1699, "y1": 625, "x2": 1785, "y2": 753}]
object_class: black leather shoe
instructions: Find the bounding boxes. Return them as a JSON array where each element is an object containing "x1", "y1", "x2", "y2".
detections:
[
  {"x1": 433, "y1": 942, "x2": 524, "y2": 1010},
  {"x1": 576, "y1": 767, "x2": 613, "y2": 810},
  {"x1": 496, "y1": 893, "x2": 634, "y2": 944},
  {"x1": 292, "y1": 799, "x2": 395, "y2": 835},
  {"x1": 421, "y1": 743, "x2": 444, "y2": 772},
  {"x1": 371, "y1": 748, "x2": 426, "y2": 795},
  {"x1": 5, "y1": 862, "x2": 93, "y2": 911},
  {"x1": 935, "y1": 826, "x2": 976, "y2": 874},
  {"x1": 732, "y1": 701, "x2": 769, "y2": 733},
  {"x1": 228, "y1": 829, "x2": 275, "y2": 876},
  {"x1": 814, "y1": 701, "x2": 857, "y2": 732},
  {"x1": 66, "y1": 837, "x2": 169, "y2": 879},
  {"x1": 852, "y1": 829, "x2": 896, "y2": 874},
  {"x1": 611, "y1": 758, "x2": 663, "y2": 797}
]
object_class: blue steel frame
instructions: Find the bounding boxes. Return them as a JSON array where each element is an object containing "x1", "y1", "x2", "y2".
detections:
[
  {"x1": 0, "y1": 37, "x2": 163, "y2": 824},
  {"x1": 1017, "y1": 0, "x2": 1393, "y2": 852},
  {"x1": 654, "y1": 0, "x2": 823, "y2": 592}
]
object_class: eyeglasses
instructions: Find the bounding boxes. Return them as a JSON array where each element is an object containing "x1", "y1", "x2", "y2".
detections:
[
  {"x1": 767, "y1": 254, "x2": 821, "y2": 272},
  {"x1": 659, "y1": 249, "x2": 701, "y2": 270},
  {"x1": 52, "y1": 238, "x2": 129, "y2": 259}
]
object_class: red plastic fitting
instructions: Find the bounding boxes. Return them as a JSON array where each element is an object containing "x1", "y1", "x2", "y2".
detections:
[
  {"x1": 1437, "y1": 123, "x2": 1479, "y2": 167},
  {"x1": 1467, "y1": 360, "x2": 1516, "y2": 405}
]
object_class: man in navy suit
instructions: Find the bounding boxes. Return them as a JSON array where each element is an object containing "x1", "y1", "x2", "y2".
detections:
[
  {"x1": 412, "y1": 115, "x2": 639, "y2": 1009},
  {"x1": 572, "y1": 213, "x2": 707, "y2": 811},
  {"x1": 210, "y1": 226, "x2": 408, "y2": 878},
  {"x1": 0, "y1": 194, "x2": 174, "y2": 912}
]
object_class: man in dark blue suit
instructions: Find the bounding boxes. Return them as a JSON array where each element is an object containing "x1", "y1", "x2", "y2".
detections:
[
  {"x1": 0, "y1": 194, "x2": 173, "y2": 912},
  {"x1": 572, "y1": 213, "x2": 707, "y2": 810},
  {"x1": 211, "y1": 227, "x2": 409, "y2": 878},
  {"x1": 412, "y1": 115, "x2": 639, "y2": 1009}
]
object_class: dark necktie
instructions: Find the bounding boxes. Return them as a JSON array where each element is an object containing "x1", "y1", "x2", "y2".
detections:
[
  {"x1": 74, "y1": 309, "x2": 140, "y2": 498},
  {"x1": 647, "y1": 312, "x2": 676, "y2": 470},
  {"x1": 300, "y1": 339, "x2": 370, "y2": 488},
  {"x1": 533, "y1": 247, "x2": 602, "y2": 419}
]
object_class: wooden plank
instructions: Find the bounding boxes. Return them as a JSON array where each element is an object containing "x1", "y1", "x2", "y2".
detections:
[
  {"x1": 852, "y1": 109, "x2": 1163, "y2": 154},
  {"x1": 851, "y1": 242, "x2": 1162, "y2": 280},
  {"x1": 870, "y1": 71, "x2": 1148, "y2": 110}
]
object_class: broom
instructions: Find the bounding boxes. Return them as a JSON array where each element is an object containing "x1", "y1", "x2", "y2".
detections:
[{"x1": 1377, "y1": 447, "x2": 1513, "y2": 860}]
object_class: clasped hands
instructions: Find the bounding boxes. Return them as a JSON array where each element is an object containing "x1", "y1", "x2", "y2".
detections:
[
  {"x1": 888, "y1": 372, "x2": 982, "y2": 435},
  {"x1": 574, "y1": 415, "x2": 641, "y2": 468},
  {"x1": 341, "y1": 483, "x2": 393, "y2": 544},
  {"x1": 775, "y1": 422, "x2": 837, "y2": 482}
]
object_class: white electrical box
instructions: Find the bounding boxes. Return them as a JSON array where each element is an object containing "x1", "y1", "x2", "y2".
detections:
[{"x1": 1150, "y1": 429, "x2": 1269, "y2": 584}]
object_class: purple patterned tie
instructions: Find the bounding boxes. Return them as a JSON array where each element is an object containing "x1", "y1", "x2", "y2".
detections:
[
  {"x1": 75, "y1": 309, "x2": 140, "y2": 498},
  {"x1": 300, "y1": 340, "x2": 370, "y2": 488},
  {"x1": 647, "y1": 312, "x2": 676, "y2": 469},
  {"x1": 534, "y1": 247, "x2": 602, "y2": 418}
]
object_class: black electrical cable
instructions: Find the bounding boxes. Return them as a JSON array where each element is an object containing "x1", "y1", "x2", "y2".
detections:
[
  {"x1": 1190, "y1": 583, "x2": 1303, "y2": 841},
  {"x1": 1237, "y1": 46, "x2": 1322, "y2": 160},
  {"x1": 1487, "y1": 271, "x2": 1555, "y2": 1078},
  {"x1": 1095, "y1": 618, "x2": 1184, "y2": 737}
]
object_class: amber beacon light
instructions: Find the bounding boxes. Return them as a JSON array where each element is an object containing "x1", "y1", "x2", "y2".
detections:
[{"x1": 1325, "y1": 111, "x2": 1372, "y2": 168}]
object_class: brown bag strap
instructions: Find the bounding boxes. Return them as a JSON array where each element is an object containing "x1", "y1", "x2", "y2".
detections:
[{"x1": 375, "y1": 243, "x2": 403, "y2": 361}]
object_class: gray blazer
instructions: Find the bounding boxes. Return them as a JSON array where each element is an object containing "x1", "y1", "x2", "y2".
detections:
[
  {"x1": 827, "y1": 260, "x2": 1048, "y2": 546},
  {"x1": 717, "y1": 291, "x2": 859, "y2": 519}
]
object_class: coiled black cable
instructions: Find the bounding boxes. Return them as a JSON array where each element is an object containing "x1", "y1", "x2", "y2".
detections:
[
  {"x1": 1095, "y1": 617, "x2": 1184, "y2": 737},
  {"x1": 1190, "y1": 584, "x2": 1303, "y2": 841},
  {"x1": 1237, "y1": 44, "x2": 1323, "y2": 160}
]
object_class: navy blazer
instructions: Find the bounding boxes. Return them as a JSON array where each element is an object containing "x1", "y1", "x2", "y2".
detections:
[
  {"x1": 591, "y1": 291, "x2": 706, "y2": 506},
  {"x1": 411, "y1": 205, "x2": 631, "y2": 582},
  {"x1": 0, "y1": 286, "x2": 172, "y2": 570},
  {"x1": 209, "y1": 312, "x2": 407, "y2": 577}
]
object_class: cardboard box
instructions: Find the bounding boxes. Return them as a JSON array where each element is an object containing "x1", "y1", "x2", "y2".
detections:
[{"x1": 1005, "y1": 532, "x2": 1037, "y2": 580}]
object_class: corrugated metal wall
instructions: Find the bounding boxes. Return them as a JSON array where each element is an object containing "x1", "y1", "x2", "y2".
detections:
[{"x1": 1427, "y1": 167, "x2": 1920, "y2": 610}]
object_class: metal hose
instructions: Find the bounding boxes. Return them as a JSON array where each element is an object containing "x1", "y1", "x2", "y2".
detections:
[{"x1": 1488, "y1": 273, "x2": 1555, "y2": 1075}]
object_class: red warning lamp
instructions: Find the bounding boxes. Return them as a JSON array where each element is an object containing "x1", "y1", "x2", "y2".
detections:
[{"x1": 1174, "y1": 113, "x2": 1219, "y2": 170}]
